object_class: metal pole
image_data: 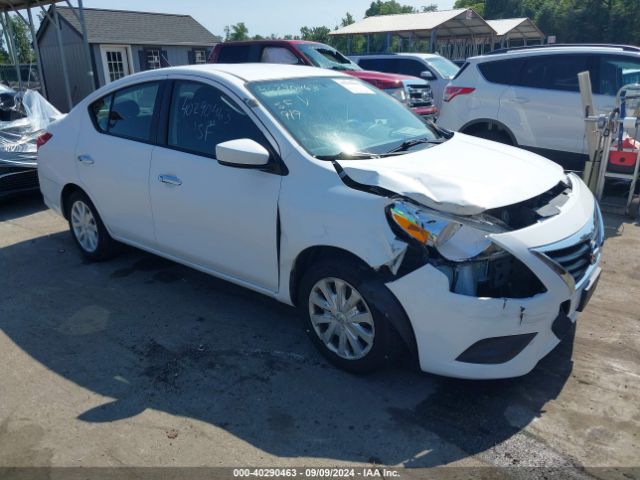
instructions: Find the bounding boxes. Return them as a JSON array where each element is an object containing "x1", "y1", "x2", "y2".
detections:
[
  {"x1": 4, "y1": 12, "x2": 22, "y2": 89},
  {"x1": 76, "y1": 0, "x2": 96, "y2": 91},
  {"x1": 429, "y1": 28, "x2": 438, "y2": 53},
  {"x1": 26, "y1": 7, "x2": 46, "y2": 97},
  {"x1": 52, "y1": 5, "x2": 73, "y2": 111}
]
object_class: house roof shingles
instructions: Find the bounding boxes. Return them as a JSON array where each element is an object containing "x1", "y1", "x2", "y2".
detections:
[{"x1": 54, "y1": 7, "x2": 220, "y2": 46}]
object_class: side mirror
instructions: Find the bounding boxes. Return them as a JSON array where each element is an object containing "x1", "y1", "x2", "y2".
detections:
[
  {"x1": 420, "y1": 70, "x2": 436, "y2": 80},
  {"x1": 216, "y1": 139, "x2": 270, "y2": 168}
]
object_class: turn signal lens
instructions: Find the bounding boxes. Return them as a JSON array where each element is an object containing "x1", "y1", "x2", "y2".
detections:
[{"x1": 390, "y1": 205, "x2": 431, "y2": 244}]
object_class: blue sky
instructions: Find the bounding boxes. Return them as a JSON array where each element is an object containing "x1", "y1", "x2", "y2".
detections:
[{"x1": 79, "y1": 0, "x2": 456, "y2": 38}]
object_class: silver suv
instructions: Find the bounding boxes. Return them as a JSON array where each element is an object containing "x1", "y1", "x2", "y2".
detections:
[
  {"x1": 350, "y1": 53, "x2": 460, "y2": 109},
  {"x1": 437, "y1": 44, "x2": 640, "y2": 171}
]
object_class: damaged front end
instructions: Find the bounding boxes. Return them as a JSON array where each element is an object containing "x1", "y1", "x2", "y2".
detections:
[{"x1": 382, "y1": 189, "x2": 560, "y2": 299}]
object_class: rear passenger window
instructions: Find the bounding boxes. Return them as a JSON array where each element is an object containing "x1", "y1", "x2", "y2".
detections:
[
  {"x1": 217, "y1": 45, "x2": 252, "y2": 63},
  {"x1": 358, "y1": 58, "x2": 395, "y2": 73},
  {"x1": 109, "y1": 82, "x2": 160, "y2": 140},
  {"x1": 395, "y1": 59, "x2": 427, "y2": 77},
  {"x1": 261, "y1": 47, "x2": 299, "y2": 64},
  {"x1": 88, "y1": 81, "x2": 160, "y2": 142},
  {"x1": 167, "y1": 81, "x2": 267, "y2": 158},
  {"x1": 478, "y1": 58, "x2": 526, "y2": 85},
  {"x1": 89, "y1": 95, "x2": 112, "y2": 132},
  {"x1": 597, "y1": 55, "x2": 640, "y2": 96},
  {"x1": 516, "y1": 55, "x2": 590, "y2": 92}
]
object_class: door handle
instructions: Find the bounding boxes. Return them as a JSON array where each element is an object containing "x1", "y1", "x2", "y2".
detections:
[
  {"x1": 77, "y1": 154, "x2": 94, "y2": 165},
  {"x1": 511, "y1": 97, "x2": 530, "y2": 104},
  {"x1": 158, "y1": 174, "x2": 182, "y2": 186}
]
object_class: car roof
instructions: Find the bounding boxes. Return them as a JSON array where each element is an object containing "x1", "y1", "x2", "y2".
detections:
[
  {"x1": 217, "y1": 39, "x2": 320, "y2": 46},
  {"x1": 158, "y1": 63, "x2": 342, "y2": 82},
  {"x1": 352, "y1": 53, "x2": 443, "y2": 59},
  {"x1": 467, "y1": 45, "x2": 640, "y2": 63}
]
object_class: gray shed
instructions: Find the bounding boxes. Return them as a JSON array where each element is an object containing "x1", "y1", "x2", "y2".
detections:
[{"x1": 36, "y1": 7, "x2": 221, "y2": 111}]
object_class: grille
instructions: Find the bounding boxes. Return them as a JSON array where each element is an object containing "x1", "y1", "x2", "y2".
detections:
[
  {"x1": 0, "y1": 169, "x2": 39, "y2": 195},
  {"x1": 407, "y1": 85, "x2": 433, "y2": 107},
  {"x1": 545, "y1": 240, "x2": 593, "y2": 283}
]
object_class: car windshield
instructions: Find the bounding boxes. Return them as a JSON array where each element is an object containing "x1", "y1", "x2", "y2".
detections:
[
  {"x1": 298, "y1": 44, "x2": 361, "y2": 72},
  {"x1": 249, "y1": 76, "x2": 441, "y2": 159},
  {"x1": 427, "y1": 56, "x2": 460, "y2": 79}
]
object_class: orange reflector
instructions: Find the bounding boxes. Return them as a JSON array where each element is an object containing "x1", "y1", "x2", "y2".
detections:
[{"x1": 391, "y1": 209, "x2": 430, "y2": 244}]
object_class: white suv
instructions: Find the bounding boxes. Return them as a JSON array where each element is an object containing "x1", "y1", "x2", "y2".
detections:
[
  {"x1": 351, "y1": 53, "x2": 460, "y2": 109},
  {"x1": 438, "y1": 45, "x2": 640, "y2": 171}
]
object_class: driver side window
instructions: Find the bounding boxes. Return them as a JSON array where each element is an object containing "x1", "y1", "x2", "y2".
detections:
[{"x1": 167, "y1": 81, "x2": 268, "y2": 158}]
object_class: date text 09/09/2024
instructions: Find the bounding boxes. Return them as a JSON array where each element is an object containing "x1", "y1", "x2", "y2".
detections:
[{"x1": 233, "y1": 468, "x2": 401, "y2": 478}]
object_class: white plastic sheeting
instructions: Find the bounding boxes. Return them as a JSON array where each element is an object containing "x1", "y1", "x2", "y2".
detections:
[{"x1": 0, "y1": 90, "x2": 63, "y2": 165}]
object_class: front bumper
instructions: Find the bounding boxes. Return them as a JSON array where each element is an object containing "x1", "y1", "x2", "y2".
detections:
[
  {"x1": 411, "y1": 105, "x2": 438, "y2": 119},
  {"x1": 386, "y1": 174, "x2": 603, "y2": 379},
  {"x1": 0, "y1": 161, "x2": 39, "y2": 197}
]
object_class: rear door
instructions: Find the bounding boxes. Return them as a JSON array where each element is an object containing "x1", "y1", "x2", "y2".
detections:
[
  {"x1": 76, "y1": 80, "x2": 163, "y2": 245},
  {"x1": 499, "y1": 54, "x2": 592, "y2": 156}
]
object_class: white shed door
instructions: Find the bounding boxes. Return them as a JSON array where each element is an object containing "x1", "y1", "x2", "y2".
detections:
[{"x1": 101, "y1": 46, "x2": 131, "y2": 83}]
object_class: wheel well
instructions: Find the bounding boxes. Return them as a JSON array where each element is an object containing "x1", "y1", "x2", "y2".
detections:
[
  {"x1": 461, "y1": 120, "x2": 516, "y2": 145},
  {"x1": 289, "y1": 246, "x2": 371, "y2": 307},
  {"x1": 289, "y1": 245, "x2": 420, "y2": 365},
  {"x1": 60, "y1": 184, "x2": 83, "y2": 220}
]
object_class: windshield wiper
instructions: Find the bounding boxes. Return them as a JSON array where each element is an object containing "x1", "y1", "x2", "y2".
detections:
[
  {"x1": 387, "y1": 137, "x2": 446, "y2": 153},
  {"x1": 315, "y1": 149, "x2": 411, "y2": 160},
  {"x1": 315, "y1": 151, "x2": 381, "y2": 161}
]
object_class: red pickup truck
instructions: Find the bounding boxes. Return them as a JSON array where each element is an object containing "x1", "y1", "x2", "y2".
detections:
[{"x1": 209, "y1": 40, "x2": 438, "y2": 119}]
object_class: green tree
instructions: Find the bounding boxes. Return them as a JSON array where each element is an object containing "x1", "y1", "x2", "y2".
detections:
[
  {"x1": 421, "y1": 4, "x2": 439, "y2": 12},
  {"x1": 10, "y1": 17, "x2": 34, "y2": 63},
  {"x1": 0, "y1": 17, "x2": 35, "y2": 64},
  {"x1": 299, "y1": 26, "x2": 332, "y2": 43},
  {"x1": 331, "y1": 12, "x2": 366, "y2": 53},
  {"x1": 224, "y1": 22, "x2": 249, "y2": 41},
  {"x1": 453, "y1": 0, "x2": 485, "y2": 16},
  {"x1": 365, "y1": 0, "x2": 416, "y2": 16}
]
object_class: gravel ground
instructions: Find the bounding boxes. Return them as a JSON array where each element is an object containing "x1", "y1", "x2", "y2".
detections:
[{"x1": 0, "y1": 193, "x2": 638, "y2": 478}]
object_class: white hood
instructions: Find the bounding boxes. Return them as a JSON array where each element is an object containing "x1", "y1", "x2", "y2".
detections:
[{"x1": 337, "y1": 133, "x2": 565, "y2": 215}]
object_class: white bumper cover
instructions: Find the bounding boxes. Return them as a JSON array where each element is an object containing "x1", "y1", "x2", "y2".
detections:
[{"x1": 387, "y1": 174, "x2": 603, "y2": 379}]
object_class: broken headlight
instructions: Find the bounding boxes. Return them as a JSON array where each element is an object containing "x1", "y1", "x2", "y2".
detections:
[{"x1": 387, "y1": 200, "x2": 508, "y2": 261}]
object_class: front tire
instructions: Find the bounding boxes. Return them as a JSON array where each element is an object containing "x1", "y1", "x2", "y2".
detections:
[
  {"x1": 67, "y1": 191, "x2": 118, "y2": 261},
  {"x1": 298, "y1": 259, "x2": 403, "y2": 373}
]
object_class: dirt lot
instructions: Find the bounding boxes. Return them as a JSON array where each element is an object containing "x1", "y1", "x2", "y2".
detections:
[{"x1": 0, "y1": 193, "x2": 638, "y2": 477}]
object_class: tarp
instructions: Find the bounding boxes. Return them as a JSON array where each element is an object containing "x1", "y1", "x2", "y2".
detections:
[{"x1": 0, "y1": 89, "x2": 63, "y2": 166}]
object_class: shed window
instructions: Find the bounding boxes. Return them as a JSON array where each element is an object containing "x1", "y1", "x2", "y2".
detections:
[
  {"x1": 146, "y1": 49, "x2": 162, "y2": 70},
  {"x1": 194, "y1": 49, "x2": 207, "y2": 64}
]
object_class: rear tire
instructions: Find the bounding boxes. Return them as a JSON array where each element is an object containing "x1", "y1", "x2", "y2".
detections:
[
  {"x1": 66, "y1": 190, "x2": 119, "y2": 262},
  {"x1": 298, "y1": 258, "x2": 404, "y2": 374}
]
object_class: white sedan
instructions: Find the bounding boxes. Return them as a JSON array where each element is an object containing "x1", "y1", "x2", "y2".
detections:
[{"x1": 37, "y1": 64, "x2": 604, "y2": 379}]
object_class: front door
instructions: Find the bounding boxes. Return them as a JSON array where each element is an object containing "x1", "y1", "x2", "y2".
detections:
[
  {"x1": 101, "y1": 46, "x2": 131, "y2": 84},
  {"x1": 149, "y1": 79, "x2": 282, "y2": 292}
]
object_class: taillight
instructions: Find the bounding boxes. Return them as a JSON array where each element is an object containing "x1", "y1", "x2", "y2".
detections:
[
  {"x1": 443, "y1": 86, "x2": 475, "y2": 102},
  {"x1": 37, "y1": 132, "x2": 52, "y2": 150}
]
